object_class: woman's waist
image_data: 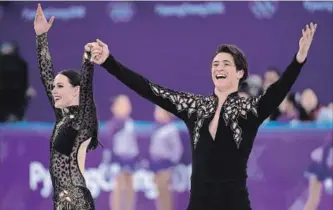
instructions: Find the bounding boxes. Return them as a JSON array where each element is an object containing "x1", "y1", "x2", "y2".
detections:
[
  {"x1": 53, "y1": 185, "x2": 91, "y2": 201},
  {"x1": 50, "y1": 169, "x2": 86, "y2": 187}
]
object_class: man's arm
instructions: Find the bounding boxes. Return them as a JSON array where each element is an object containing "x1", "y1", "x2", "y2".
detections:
[
  {"x1": 255, "y1": 22, "x2": 317, "y2": 123},
  {"x1": 101, "y1": 55, "x2": 198, "y2": 121},
  {"x1": 92, "y1": 40, "x2": 199, "y2": 121},
  {"x1": 255, "y1": 55, "x2": 305, "y2": 122}
]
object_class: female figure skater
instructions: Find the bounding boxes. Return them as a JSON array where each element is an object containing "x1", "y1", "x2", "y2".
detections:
[
  {"x1": 34, "y1": 4, "x2": 99, "y2": 209},
  {"x1": 88, "y1": 23, "x2": 316, "y2": 209},
  {"x1": 303, "y1": 134, "x2": 332, "y2": 210},
  {"x1": 149, "y1": 105, "x2": 183, "y2": 210},
  {"x1": 107, "y1": 95, "x2": 138, "y2": 210}
]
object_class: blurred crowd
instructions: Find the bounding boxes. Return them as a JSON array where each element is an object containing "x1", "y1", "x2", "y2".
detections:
[
  {"x1": 239, "y1": 68, "x2": 333, "y2": 123},
  {"x1": 0, "y1": 41, "x2": 332, "y2": 123}
]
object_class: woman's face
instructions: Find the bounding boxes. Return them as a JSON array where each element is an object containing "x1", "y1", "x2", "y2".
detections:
[{"x1": 51, "y1": 74, "x2": 79, "y2": 108}]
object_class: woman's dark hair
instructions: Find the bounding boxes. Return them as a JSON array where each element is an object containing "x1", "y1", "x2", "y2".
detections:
[
  {"x1": 58, "y1": 69, "x2": 102, "y2": 151},
  {"x1": 213, "y1": 44, "x2": 248, "y2": 84},
  {"x1": 59, "y1": 69, "x2": 81, "y2": 87}
]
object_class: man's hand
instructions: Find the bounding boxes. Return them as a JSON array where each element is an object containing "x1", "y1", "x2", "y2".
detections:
[
  {"x1": 84, "y1": 42, "x2": 102, "y2": 61},
  {"x1": 296, "y1": 22, "x2": 317, "y2": 63},
  {"x1": 34, "y1": 3, "x2": 54, "y2": 36},
  {"x1": 90, "y1": 39, "x2": 110, "y2": 65}
]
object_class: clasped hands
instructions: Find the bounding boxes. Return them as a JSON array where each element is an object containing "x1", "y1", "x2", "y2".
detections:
[{"x1": 84, "y1": 39, "x2": 110, "y2": 65}]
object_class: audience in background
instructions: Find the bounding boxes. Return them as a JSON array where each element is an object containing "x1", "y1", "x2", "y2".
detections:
[
  {"x1": 245, "y1": 74, "x2": 263, "y2": 97},
  {"x1": 317, "y1": 102, "x2": 333, "y2": 123},
  {"x1": 262, "y1": 67, "x2": 280, "y2": 92},
  {"x1": 272, "y1": 92, "x2": 299, "y2": 122},
  {"x1": 240, "y1": 68, "x2": 332, "y2": 123},
  {"x1": 0, "y1": 41, "x2": 35, "y2": 122},
  {"x1": 299, "y1": 88, "x2": 321, "y2": 122}
]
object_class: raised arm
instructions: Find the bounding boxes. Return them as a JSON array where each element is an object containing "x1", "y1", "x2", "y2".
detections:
[
  {"x1": 255, "y1": 55, "x2": 305, "y2": 122},
  {"x1": 72, "y1": 50, "x2": 97, "y2": 137},
  {"x1": 90, "y1": 40, "x2": 199, "y2": 121},
  {"x1": 102, "y1": 55, "x2": 197, "y2": 120},
  {"x1": 34, "y1": 4, "x2": 59, "y2": 119},
  {"x1": 255, "y1": 23, "x2": 317, "y2": 123},
  {"x1": 36, "y1": 33, "x2": 56, "y2": 107}
]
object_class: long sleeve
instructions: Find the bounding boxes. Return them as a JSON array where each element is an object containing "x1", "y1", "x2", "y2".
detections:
[
  {"x1": 101, "y1": 55, "x2": 198, "y2": 121},
  {"x1": 36, "y1": 33, "x2": 62, "y2": 121},
  {"x1": 255, "y1": 54, "x2": 306, "y2": 123},
  {"x1": 73, "y1": 55, "x2": 97, "y2": 138}
]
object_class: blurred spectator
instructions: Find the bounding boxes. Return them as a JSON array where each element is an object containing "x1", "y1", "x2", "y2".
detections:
[
  {"x1": 317, "y1": 102, "x2": 333, "y2": 123},
  {"x1": 303, "y1": 134, "x2": 333, "y2": 210},
  {"x1": 149, "y1": 105, "x2": 183, "y2": 210},
  {"x1": 244, "y1": 74, "x2": 263, "y2": 97},
  {"x1": 106, "y1": 95, "x2": 137, "y2": 210},
  {"x1": 267, "y1": 92, "x2": 299, "y2": 122},
  {"x1": 299, "y1": 88, "x2": 321, "y2": 122},
  {"x1": 0, "y1": 41, "x2": 34, "y2": 122},
  {"x1": 276, "y1": 93, "x2": 299, "y2": 122},
  {"x1": 262, "y1": 67, "x2": 280, "y2": 91}
]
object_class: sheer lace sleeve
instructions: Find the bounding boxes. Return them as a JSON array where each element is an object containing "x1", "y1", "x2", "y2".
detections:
[
  {"x1": 72, "y1": 53, "x2": 97, "y2": 143},
  {"x1": 36, "y1": 33, "x2": 62, "y2": 121}
]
